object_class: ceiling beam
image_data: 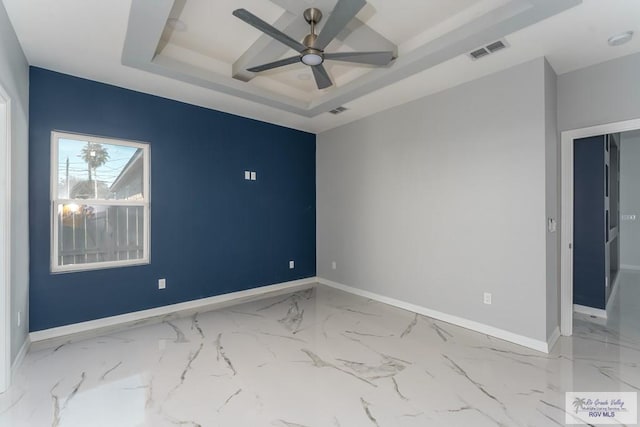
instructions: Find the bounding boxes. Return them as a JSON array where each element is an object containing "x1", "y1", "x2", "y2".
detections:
[{"x1": 121, "y1": 0, "x2": 174, "y2": 65}]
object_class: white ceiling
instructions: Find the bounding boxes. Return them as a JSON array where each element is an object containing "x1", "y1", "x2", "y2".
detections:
[{"x1": 3, "y1": 0, "x2": 640, "y2": 133}]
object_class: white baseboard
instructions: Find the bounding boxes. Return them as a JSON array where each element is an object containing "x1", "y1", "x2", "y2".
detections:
[
  {"x1": 620, "y1": 264, "x2": 640, "y2": 271},
  {"x1": 547, "y1": 327, "x2": 561, "y2": 352},
  {"x1": 606, "y1": 272, "x2": 622, "y2": 313},
  {"x1": 27, "y1": 276, "x2": 558, "y2": 355},
  {"x1": 30, "y1": 277, "x2": 317, "y2": 346},
  {"x1": 11, "y1": 336, "x2": 30, "y2": 382},
  {"x1": 573, "y1": 304, "x2": 607, "y2": 319},
  {"x1": 318, "y1": 278, "x2": 552, "y2": 354}
]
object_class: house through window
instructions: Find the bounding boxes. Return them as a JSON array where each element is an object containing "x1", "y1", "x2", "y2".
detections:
[{"x1": 51, "y1": 131, "x2": 150, "y2": 272}]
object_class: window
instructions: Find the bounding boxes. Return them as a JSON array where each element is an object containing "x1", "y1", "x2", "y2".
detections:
[{"x1": 51, "y1": 131, "x2": 150, "y2": 273}]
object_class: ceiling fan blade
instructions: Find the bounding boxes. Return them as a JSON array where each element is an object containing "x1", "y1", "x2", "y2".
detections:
[
  {"x1": 311, "y1": 64, "x2": 333, "y2": 89},
  {"x1": 314, "y1": 0, "x2": 366, "y2": 50},
  {"x1": 324, "y1": 51, "x2": 395, "y2": 66},
  {"x1": 233, "y1": 9, "x2": 306, "y2": 53},
  {"x1": 247, "y1": 56, "x2": 301, "y2": 72}
]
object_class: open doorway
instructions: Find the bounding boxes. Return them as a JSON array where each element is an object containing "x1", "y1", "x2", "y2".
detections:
[
  {"x1": 561, "y1": 118, "x2": 640, "y2": 336},
  {"x1": 0, "y1": 84, "x2": 10, "y2": 393}
]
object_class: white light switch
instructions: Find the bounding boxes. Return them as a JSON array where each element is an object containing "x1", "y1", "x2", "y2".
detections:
[
  {"x1": 158, "y1": 278, "x2": 166, "y2": 289},
  {"x1": 244, "y1": 171, "x2": 251, "y2": 180},
  {"x1": 251, "y1": 171, "x2": 257, "y2": 181},
  {"x1": 289, "y1": 260, "x2": 295, "y2": 269}
]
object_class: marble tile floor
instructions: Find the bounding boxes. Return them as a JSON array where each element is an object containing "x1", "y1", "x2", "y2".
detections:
[{"x1": 1, "y1": 283, "x2": 639, "y2": 427}]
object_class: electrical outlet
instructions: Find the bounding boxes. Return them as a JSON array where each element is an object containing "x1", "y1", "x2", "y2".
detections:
[
  {"x1": 289, "y1": 260, "x2": 295, "y2": 269},
  {"x1": 331, "y1": 261, "x2": 337, "y2": 270},
  {"x1": 483, "y1": 292, "x2": 492, "y2": 305},
  {"x1": 158, "y1": 278, "x2": 166, "y2": 289},
  {"x1": 17, "y1": 311, "x2": 21, "y2": 327}
]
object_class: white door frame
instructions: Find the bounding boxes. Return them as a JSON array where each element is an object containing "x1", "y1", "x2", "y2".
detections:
[
  {"x1": 561, "y1": 117, "x2": 640, "y2": 337},
  {"x1": 0, "y1": 84, "x2": 11, "y2": 393}
]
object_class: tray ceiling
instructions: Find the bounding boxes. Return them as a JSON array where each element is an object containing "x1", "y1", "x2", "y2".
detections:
[
  {"x1": 5, "y1": 0, "x2": 640, "y2": 132},
  {"x1": 121, "y1": 0, "x2": 580, "y2": 116}
]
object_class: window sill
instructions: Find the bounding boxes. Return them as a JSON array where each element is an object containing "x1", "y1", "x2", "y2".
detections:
[{"x1": 51, "y1": 258, "x2": 150, "y2": 274}]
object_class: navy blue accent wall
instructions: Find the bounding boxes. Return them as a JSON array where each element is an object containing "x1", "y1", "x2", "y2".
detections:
[
  {"x1": 573, "y1": 135, "x2": 605, "y2": 309},
  {"x1": 29, "y1": 67, "x2": 316, "y2": 331}
]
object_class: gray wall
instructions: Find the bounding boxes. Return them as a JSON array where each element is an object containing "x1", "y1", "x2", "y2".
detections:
[
  {"x1": 0, "y1": 1, "x2": 29, "y2": 363},
  {"x1": 558, "y1": 52, "x2": 640, "y2": 132},
  {"x1": 317, "y1": 58, "x2": 555, "y2": 343},
  {"x1": 620, "y1": 132, "x2": 640, "y2": 269},
  {"x1": 545, "y1": 59, "x2": 559, "y2": 339}
]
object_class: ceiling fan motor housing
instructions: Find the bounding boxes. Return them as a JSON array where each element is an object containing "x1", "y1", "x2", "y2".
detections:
[
  {"x1": 303, "y1": 8, "x2": 323, "y2": 27},
  {"x1": 301, "y1": 9, "x2": 323, "y2": 65},
  {"x1": 303, "y1": 33, "x2": 319, "y2": 49},
  {"x1": 303, "y1": 8, "x2": 322, "y2": 52}
]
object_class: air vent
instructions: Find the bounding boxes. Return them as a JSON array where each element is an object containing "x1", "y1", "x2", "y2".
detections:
[
  {"x1": 486, "y1": 40, "x2": 506, "y2": 53},
  {"x1": 468, "y1": 39, "x2": 509, "y2": 60},
  {"x1": 470, "y1": 48, "x2": 489, "y2": 60},
  {"x1": 329, "y1": 106, "x2": 348, "y2": 115}
]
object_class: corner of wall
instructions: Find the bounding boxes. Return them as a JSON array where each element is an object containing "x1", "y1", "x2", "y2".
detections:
[
  {"x1": 0, "y1": 0, "x2": 30, "y2": 368},
  {"x1": 546, "y1": 326, "x2": 561, "y2": 352},
  {"x1": 544, "y1": 56, "x2": 560, "y2": 339}
]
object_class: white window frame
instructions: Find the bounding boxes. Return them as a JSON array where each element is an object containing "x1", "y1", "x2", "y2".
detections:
[{"x1": 50, "y1": 131, "x2": 151, "y2": 273}]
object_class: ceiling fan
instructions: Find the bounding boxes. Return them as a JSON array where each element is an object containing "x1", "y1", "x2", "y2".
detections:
[{"x1": 232, "y1": 0, "x2": 396, "y2": 90}]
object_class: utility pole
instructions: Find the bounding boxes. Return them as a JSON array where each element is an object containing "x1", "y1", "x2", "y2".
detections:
[
  {"x1": 65, "y1": 157, "x2": 69, "y2": 198},
  {"x1": 90, "y1": 149, "x2": 97, "y2": 199}
]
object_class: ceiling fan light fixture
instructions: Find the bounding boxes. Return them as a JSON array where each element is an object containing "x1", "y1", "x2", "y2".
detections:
[{"x1": 301, "y1": 52, "x2": 323, "y2": 66}]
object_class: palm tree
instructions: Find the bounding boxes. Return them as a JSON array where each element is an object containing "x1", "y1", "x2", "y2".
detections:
[
  {"x1": 572, "y1": 397, "x2": 587, "y2": 413},
  {"x1": 80, "y1": 142, "x2": 109, "y2": 198}
]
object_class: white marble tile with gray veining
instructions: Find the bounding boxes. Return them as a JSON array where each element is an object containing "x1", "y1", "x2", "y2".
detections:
[{"x1": 1, "y1": 283, "x2": 640, "y2": 427}]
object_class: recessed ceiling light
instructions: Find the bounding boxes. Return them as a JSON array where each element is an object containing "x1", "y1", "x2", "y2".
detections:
[
  {"x1": 167, "y1": 18, "x2": 187, "y2": 32},
  {"x1": 608, "y1": 31, "x2": 633, "y2": 47}
]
